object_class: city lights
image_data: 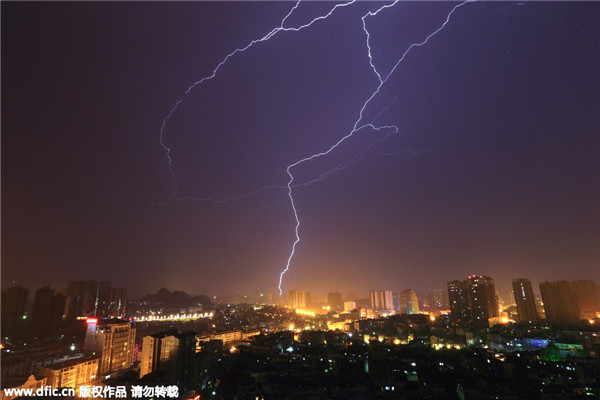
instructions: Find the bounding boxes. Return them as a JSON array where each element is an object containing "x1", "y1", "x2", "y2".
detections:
[
  {"x1": 132, "y1": 312, "x2": 213, "y2": 322},
  {"x1": 295, "y1": 309, "x2": 316, "y2": 317}
]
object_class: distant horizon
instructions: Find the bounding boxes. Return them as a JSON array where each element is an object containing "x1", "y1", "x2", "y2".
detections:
[{"x1": 4, "y1": 276, "x2": 599, "y2": 304}]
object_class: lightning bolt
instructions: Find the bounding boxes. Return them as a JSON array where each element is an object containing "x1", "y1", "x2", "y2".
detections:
[
  {"x1": 277, "y1": 0, "x2": 475, "y2": 294},
  {"x1": 159, "y1": 0, "x2": 356, "y2": 200},
  {"x1": 158, "y1": 0, "x2": 475, "y2": 297},
  {"x1": 169, "y1": 92, "x2": 407, "y2": 205}
]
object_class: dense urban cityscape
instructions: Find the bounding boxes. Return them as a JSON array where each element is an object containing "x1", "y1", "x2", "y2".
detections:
[{"x1": 1, "y1": 277, "x2": 599, "y2": 399}]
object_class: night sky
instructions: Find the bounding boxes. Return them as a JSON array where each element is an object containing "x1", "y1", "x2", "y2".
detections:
[{"x1": 2, "y1": 2, "x2": 598, "y2": 299}]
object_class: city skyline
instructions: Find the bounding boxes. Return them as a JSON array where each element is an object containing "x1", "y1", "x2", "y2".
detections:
[
  {"x1": 4, "y1": 277, "x2": 599, "y2": 310},
  {"x1": 3, "y1": 275, "x2": 598, "y2": 398},
  {"x1": 3, "y1": 2, "x2": 598, "y2": 297}
]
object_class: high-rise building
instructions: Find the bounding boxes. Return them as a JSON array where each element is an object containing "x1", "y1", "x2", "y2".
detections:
[
  {"x1": 30, "y1": 286, "x2": 66, "y2": 332},
  {"x1": 49, "y1": 292, "x2": 67, "y2": 330},
  {"x1": 299, "y1": 290, "x2": 311, "y2": 309},
  {"x1": 327, "y1": 291, "x2": 343, "y2": 310},
  {"x1": 435, "y1": 289, "x2": 449, "y2": 309},
  {"x1": 448, "y1": 280, "x2": 470, "y2": 321},
  {"x1": 140, "y1": 330, "x2": 197, "y2": 391},
  {"x1": 140, "y1": 329, "x2": 176, "y2": 377},
  {"x1": 399, "y1": 289, "x2": 420, "y2": 314},
  {"x1": 344, "y1": 301, "x2": 357, "y2": 312},
  {"x1": 369, "y1": 290, "x2": 394, "y2": 313},
  {"x1": 447, "y1": 275, "x2": 499, "y2": 323},
  {"x1": 160, "y1": 331, "x2": 197, "y2": 389},
  {"x1": 197, "y1": 340, "x2": 222, "y2": 381},
  {"x1": 110, "y1": 288, "x2": 127, "y2": 317},
  {"x1": 466, "y1": 275, "x2": 499, "y2": 321},
  {"x1": 570, "y1": 280, "x2": 600, "y2": 317},
  {"x1": 288, "y1": 290, "x2": 310, "y2": 309},
  {"x1": 393, "y1": 292, "x2": 401, "y2": 312},
  {"x1": 534, "y1": 293, "x2": 544, "y2": 315},
  {"x1": 1, "y1": 286, "x2": 28, "y2": 333},
  {"x1": 32, "y1": 286, "x2": 54, "y2": 331},
  {"x1": 512, "y1": 279, "x2": 538, "y2": 322},
  {"x1": 539, "y1": 281, "x2": 580, "y2": 324},
  {"x1": 498, "y1": 288, "x2": 516, "y2": 307},
  {"x1": 287, "y1": 289, "x2": 296, "y2": 308},
  {"x1": 424, "y1": 289, "x2": 449, "y2": 310},
  {"x1": 66, "y1": 281, "x2": 112, "y2": 318},
  {"x1": 84, "y1": 318, "x2": 136, "y2": 374}
]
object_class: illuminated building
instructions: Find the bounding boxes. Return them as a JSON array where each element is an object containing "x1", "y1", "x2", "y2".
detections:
[
  {"x1": 140, "y1": 329, "x2": 176, "y2": 377},
  {"x1": 327, "y1": 291, "x2": 343, "y2": 310},
  {"x1": 38, "y1": 357, "x2": 99, "y2": 389},
  {"x1": 344, "y1": 301, "x2": 357, "y2": 312},
  {"x1": 197, "y1": 329, "x2": 260, "y2": 345},
  {"x1": 1, "y1": 286, "x2": 28, "y2": 333},
  {"x1": 399, "y1": 289, "x2": 419, "y2": 314},
  {"x1": 467, "y1": 275, "x2": 499, "y2": 321},
  {"x1": 539, "y1": 281, "x2": 580, "y2": 324},
  {"x1": 140, "y1": 330, "x2": 197, "y2": 390},
  {"x1": 512, "y1": 279, "x2": 538, "y2": 322},
  {"x1": 66, "y1": 281, "x2": 112, "y2": 318},
  {"x1": 297, "y1": 290, "x2": 310, "y2": 309},
  {"x1": 448, "y1": 280, "x2": 470, "y2": 321},
  {"x1": 288, "y1": 290, "x2": 310, "y2": 309},
  {"x1": 83, "y1": 318, "x2": 135, "y2": 374},
  {"x1": 448, "y1": 275, "x2": 499, "y2": 322},
  {"x1": 369, "y1": 290, "x2": 394, "y2": 313}
]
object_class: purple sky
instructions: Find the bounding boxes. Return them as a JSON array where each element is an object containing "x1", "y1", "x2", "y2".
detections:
[{"x1": 2, "y1": 2, "x2": 598, "y2": 298}]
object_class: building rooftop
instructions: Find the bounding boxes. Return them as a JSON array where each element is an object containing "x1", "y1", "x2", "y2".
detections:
[
  {"x1": 41, "y1": 356, "x2": 99, "y2": 370},
  {"x1": 174, "y1": 330, "x2": 197, "y2": 339},
  {"x1": 147, "y1": 329, "x2": 178, "y2": 339}
]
